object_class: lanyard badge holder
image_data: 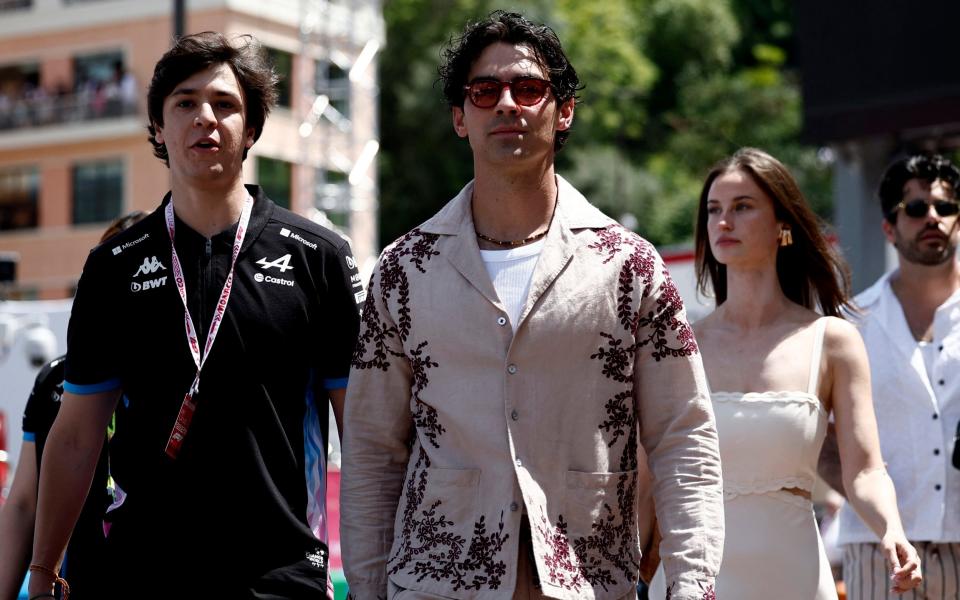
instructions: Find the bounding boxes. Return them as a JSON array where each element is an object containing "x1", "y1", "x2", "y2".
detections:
[{"x1": 163, "y1": 195, "x2": 253, "y2": 459}]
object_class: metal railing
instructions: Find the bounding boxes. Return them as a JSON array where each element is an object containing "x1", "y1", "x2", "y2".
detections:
[{"x1": 0, "y1": 91, "x2": 138, "y2": 131}]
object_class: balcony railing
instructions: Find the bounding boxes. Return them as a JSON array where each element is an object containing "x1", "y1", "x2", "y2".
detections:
[{"x1": 0, "y1": 91, "x2": 137, "y2": 132}]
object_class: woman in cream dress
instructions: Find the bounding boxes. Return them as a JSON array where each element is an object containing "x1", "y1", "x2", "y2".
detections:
[{"x1": 649, "y1": 148, "x2": 922, "y2": 599}]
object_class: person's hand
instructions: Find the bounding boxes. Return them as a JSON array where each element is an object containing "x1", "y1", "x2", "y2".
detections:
[{"x1": 881, "y1": 533, "x2": 922, "y2": 593}]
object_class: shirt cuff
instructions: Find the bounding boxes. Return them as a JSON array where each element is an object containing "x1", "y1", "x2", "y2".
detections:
[{"x1": 63, "y1": 378, "x2": 122, "y2": 394}]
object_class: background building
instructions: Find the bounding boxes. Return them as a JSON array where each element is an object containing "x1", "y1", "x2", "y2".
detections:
[{"x1": 0, "y1": 0, "x2": 382, "y2": 299}]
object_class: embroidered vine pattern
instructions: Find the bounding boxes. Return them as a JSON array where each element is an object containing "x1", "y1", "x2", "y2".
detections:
[
  {"x1": 700, "y1": 582, "x2": 717, "y2": 600},
  {"x1": 351, "y1": 290, "x2": 403, "y2": 371},
  {"x1": 389, "y1": 448, "x2": 509, "y2": 591},
  {"x1": 370, "y1": 229, "x2": 507, "y2": 591},
  {"x1": 409, "y1": 340, "x2": 443, "y2": 448},
  {"x1": 539, "y1": 225, "x2": 703, "y2": 592}
]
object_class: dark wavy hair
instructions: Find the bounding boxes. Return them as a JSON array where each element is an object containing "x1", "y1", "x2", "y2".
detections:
[
  {"x1": 438, "y1": 10, "x2": 582, "y2": 152},
  {"x1": 146, "y1": 32, "x2": 279, "y2": 165},
  {"x1": 878, "y1": 153, "x2": 960, "y2": 223},
  {"x1": 695, "y1": 148, "x2": 853, "y2": 317}
]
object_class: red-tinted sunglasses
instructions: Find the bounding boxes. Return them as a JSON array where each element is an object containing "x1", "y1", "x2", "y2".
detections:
[{"x1": 463, "y1": 77, "x2": 553, "y2": 109}]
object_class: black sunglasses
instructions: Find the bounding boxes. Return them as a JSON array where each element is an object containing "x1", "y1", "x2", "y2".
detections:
[
  {"x1": 463, "y1": 77, "x2": 552, "y2": 109},
  {"x1": 890, "y1": 198, "x2": 960, "y2": 219}
]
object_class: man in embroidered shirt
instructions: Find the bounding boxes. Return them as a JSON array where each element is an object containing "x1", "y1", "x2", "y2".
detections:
[
  {"x1": 28, "y1": 32, "x2": 361, "y2": 599},
  {"x1": 340, "y1": 11, "x2": 724, "y2": 600},
  {"x1": 822, "y1": 154, "x2": 960, "y2": 599}
]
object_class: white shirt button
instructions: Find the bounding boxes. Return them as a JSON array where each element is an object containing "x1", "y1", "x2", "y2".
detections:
[
  {"x1": 507, "y1": 364, "x2": 518, "y2": 374},
  {"x1": 515, "y1": 458, "x2": 522, "y2": 468},
  {"x1": 497, "y1": 316, "x2": 507, "y2": 326}
]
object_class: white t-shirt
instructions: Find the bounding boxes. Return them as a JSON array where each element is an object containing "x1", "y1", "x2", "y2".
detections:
[{"x1": 479, "y1": 239, "x2": 545, "y2": 332}]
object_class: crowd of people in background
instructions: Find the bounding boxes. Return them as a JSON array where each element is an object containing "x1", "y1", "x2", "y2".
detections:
[{"x1": 0, "y1": 61, "x2": 136, "y2": 130}]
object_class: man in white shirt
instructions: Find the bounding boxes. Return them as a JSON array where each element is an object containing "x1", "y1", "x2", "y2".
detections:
[{"x1": 830, "y1": 154, "x2": 960, "y2": 599}]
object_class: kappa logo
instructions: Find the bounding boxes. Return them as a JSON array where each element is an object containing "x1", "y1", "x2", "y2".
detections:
[
  {"x1": 256, "y1": 253, "x2": 294, "y2": 273},
  {"x1": 131, "y1": 276, "x2": 167, "y2": 292},
  {"x1": 305, "y1": 548, "x2": 326, "y2": 569},
  {"x1": 133, "y1": 256, "x2": 167, "y2": 277}
]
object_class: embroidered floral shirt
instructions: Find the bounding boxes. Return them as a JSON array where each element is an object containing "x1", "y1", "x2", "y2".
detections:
[{"x1": 340, "y1": 176, "x2": 724, "y2": 600}]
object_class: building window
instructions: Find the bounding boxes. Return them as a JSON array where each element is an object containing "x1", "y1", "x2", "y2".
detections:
[
  {"x1": 315, "y1": 60, "x2": 350, "y2": 121},
  {"x1": 258, "y1": 157, "x2": 291, "y2": 209},
  {"x1": 315, "y1": 168, "x2": 350, "y2": 228},
  {"x1": 265, "y1": 48, "x2": 292, "y2": 108},
  {"x1": 0, "y1": 165, "x2": 39, "y2": 232},
  {"x1": 73, "y1": 159, "x2": 123, "y2": 224}
]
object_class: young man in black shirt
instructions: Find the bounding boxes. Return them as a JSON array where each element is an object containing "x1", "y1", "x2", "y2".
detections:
[{"x1": 28, "y1": 32, "x2": 361, "y2": 599}]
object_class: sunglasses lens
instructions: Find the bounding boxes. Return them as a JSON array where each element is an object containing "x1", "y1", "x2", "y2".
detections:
[
  {"x1": 512, "y1": 78, "x2": 550, "y2": 105},
  {"x1": 468, "y1": 82, "x2": 502, "y2": 108},
  {"x1": 901, "y1": 199, "x2": 960, "y2": 218},
  {"x1": 935, "y1": 201, "x2": 960, "y2": 217},
  {"x1": 903, "y1": 199, "x2": 929, "y2": 218}
]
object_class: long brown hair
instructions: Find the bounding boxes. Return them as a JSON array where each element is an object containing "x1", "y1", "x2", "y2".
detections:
[{"x1": 694, "y1": 147, "x2": 853, "y2": 317}]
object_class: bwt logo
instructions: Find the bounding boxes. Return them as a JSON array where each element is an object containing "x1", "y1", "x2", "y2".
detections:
[
  {"x1": 131, "y1": 276, "x2": 167, "y2": 292},
  {"x1": 134, "y1": 256, "x2": 167, "y2": 277}
]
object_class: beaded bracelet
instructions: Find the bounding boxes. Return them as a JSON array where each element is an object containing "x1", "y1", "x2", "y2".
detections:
[{"x1": 28, "y1": 564, "x2": 70, "y2": 600}]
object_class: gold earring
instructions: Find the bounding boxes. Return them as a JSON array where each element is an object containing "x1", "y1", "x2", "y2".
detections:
[{"x1": 779, "y1": 225, "x2": 793, "y2": 247}]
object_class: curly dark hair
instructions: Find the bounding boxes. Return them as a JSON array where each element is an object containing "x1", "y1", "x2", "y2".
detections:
[
  {"x1": 878, "y1": 153, "x2": 960, "y2": 223},
  {"x1": 695, "y1": 148, "x2": 853, "y2": 317},
  {"x1": 438, "y1": 10, "x2": 582, "y2": 152},
  {"x1": 146, "y1": 32, "x2": 279, "y2": 165}
]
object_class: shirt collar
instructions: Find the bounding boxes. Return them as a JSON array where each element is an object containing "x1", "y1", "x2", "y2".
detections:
[{"x1": 419, "y1": 174, "x2": 615, "y2": 236}]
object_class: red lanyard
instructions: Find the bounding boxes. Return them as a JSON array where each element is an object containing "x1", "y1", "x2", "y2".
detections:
[{"x1": 163, "y1": 195, "x2": 253, "y2": 459}]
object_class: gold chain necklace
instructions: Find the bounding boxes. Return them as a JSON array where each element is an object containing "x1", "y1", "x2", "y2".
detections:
[{"x1": 475, "y1": 229, "x2": 548, "y2": 247}]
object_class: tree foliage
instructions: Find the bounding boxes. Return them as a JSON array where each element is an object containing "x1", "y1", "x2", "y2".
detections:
[{"x1": 377, "y1": 0, "x2": 830, "y2": 248}]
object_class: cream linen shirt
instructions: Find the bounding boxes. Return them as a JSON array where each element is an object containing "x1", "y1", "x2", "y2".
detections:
[
  {"x1": 838, "y1": 270, "x2": 960, "y2": 544},
  {"x1": 341, "y1": 176, "x2": 724, "y2": 600}
]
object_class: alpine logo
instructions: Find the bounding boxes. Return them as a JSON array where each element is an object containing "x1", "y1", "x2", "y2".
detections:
[
  {"x1": 133, "y1": 256, "x2": 167, "y2": 276},
  {"x1": 256, "y1": 254, "x2": 294, "y2": 273},
  {"x1": 131, "y1": 277, "x2": 167, "y2": 292}
]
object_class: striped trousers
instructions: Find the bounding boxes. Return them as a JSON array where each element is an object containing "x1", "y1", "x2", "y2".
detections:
[{"x1": 843, "y1": 542, "x2": 960, "y2": 600}]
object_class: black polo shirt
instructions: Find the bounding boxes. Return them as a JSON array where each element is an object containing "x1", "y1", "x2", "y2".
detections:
[{"x1": 64, "y1": 186, "x2": 362, "y2": 598}]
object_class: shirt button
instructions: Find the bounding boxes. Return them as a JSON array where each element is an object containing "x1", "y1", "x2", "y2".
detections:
[
  {"x1": 510, "y1": 501, "x2": 519, "y2": 512},
  {"x1": 515, "y1": 458, "x2": 522, "y2": 468},
  {"x1": 938, "y1": 379, "x2": 945, "y2": 385},
  {"x1": 511, "y1": 409, "x2": 519, "y2": 421},
  {"x1": 497, "y1": 316, "x2": 507, "y2": 326},
  {"x1": 507, "y1": 364, "x2": 518, "y2": 374},
  {"x1": 934, "y1": 413, "x2": 939, "y2": 420},
  {"x1": 939, "y1": 344, "x2": 944, "y2": 352},
  {"x1": 935, "y1": 448, "x2": 941, "y2": 456},
  {"x1": 935, "y1": 484, "x2": 943, "y2": 491}
]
